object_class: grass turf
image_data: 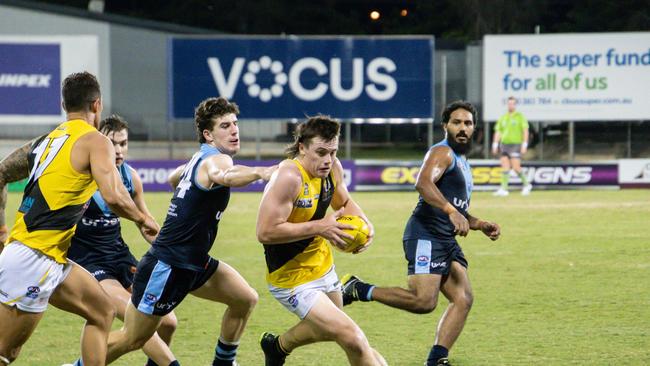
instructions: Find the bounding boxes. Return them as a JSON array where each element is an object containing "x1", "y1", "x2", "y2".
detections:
[{"x1": 5, "y1": 190, "x2": 650, "y2": 365}]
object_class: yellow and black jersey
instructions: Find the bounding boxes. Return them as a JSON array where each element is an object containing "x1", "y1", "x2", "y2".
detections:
[
  {"x1": 8, "y1": 119, "x2": 98, "y2": 263},
  {"x1": 264, "y1": 159, "x2": 337, "y2": 288}
]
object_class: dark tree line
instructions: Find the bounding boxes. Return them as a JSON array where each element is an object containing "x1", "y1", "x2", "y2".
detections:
[{"x1": 30, "y1": 0, "x2": 650, "y2": 40}]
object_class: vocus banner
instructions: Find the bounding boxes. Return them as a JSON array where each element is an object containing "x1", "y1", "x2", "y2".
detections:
[{"x1": 169, "y1": 36, "x2": 434, "y2": 119}]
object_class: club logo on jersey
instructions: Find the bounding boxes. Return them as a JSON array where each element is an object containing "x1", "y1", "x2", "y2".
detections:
[
  {"x1": 25, "y1": 286, "x2": 40, "y2": 299},
  {"x1": 303, "y1": 183, "x2": 309, "y2": 196},
  {"x1": 416, "y1": 255, "x2": 430, "y2": 267},
  {"x1": 295, "y1": 198, "x2": 313, "y2": 208},
  {"x1": 323, "y1": 178, "x2": 332, "y2": 193}
]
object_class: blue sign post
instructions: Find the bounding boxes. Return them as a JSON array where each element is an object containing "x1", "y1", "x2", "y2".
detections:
[{"x1": 169, "y1": 36, "x2": 434, "y2": 119}]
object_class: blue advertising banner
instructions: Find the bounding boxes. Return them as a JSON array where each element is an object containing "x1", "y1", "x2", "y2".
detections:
[
  {"x1": 0, "y1": 43, "x2": 60, "y2": 115},
  {"x1": 169, "y1": 36, "x2": 434, "y2": 119}
]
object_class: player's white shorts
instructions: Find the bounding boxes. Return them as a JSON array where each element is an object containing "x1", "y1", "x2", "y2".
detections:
[
  {"x1": 0, "y1": 241, "x2": 72, "y2": 313},
  {"x1": 268, "y1": 266, "x2": 341, "y2": 319}
]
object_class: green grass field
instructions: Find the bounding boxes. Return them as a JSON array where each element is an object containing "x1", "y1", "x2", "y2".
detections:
[{"x1": 5, "y1": 190, "x2": 650, "y2": 365}]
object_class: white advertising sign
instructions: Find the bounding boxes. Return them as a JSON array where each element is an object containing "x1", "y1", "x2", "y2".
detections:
[
  {"x1": 0, "y1": 35, "x2": 99, "y2": 124},
  {"x1": 619, "y1": 159, "x2": 650, "y2": 187},
  {"x1": 483, "y1": 32, "x2": 650, "y2": 121}
]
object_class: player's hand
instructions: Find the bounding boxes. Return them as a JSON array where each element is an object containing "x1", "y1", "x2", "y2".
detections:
[
  {"x1": 449, "y1": 211, "x2": 470, "y2": 237},
  {"x1": 480, "y1": 221, "x2": 500, "y2": 241},
  {"x1": 319, "y1": 208, "x2": 354, "y2": 250},
  {"x1": 352, "y1": 216, "x2": 374, "y2": 254},
  {"x1": 137, "y1": 215, "x2": 160, "y2": 238},
  {"x1": 260, "y1": 165, "x2": 278, "y2": 181},
  {"x1": 0, "y1": 224, "x2": 8, "y2": 245}
]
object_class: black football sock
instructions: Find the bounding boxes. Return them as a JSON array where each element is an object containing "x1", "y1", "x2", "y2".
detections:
[
  {"x1": 426, "y1": 345, "x2": 449, "y2": 365},
  {"x1": 355, "y1": 281, "x2": 375, "y2": 302}
]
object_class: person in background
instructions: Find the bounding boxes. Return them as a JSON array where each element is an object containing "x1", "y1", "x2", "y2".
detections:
[{"x1": 492, "y1": 96, "x2": 532, "y2": 196}]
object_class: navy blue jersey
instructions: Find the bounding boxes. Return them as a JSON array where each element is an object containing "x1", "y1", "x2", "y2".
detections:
[
  {"x1": 403, "y1": 139, "x2": 473, "y2": 240},
  {"x1": 151, "y1": 144, "x2": 231, "y2": 271},
  {"x1": 68, "y1": 162, "x2": 135, "y2": 265}
]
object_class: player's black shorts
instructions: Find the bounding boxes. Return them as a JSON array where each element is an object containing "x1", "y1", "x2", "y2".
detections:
[
  {"x1": 83, "y1": 252, "x2": 138, "y2": 289},
  {"x1": 131, "y1": 251, "x2": 219, "y2": 316},
  {"x1": 403, "y1": 237, "x2": 468, "y2": 276}
]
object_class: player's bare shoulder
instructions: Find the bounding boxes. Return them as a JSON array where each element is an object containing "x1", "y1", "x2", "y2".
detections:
[
  {"x1": 425, "y1": 144, "x2": 454, "y2": 165},
  {"x1": 267, "y1": 160, "x2": 302, "y2": 195},
  {"x1": 72, "y1": 130, "x2": 111, "y2": 174}
]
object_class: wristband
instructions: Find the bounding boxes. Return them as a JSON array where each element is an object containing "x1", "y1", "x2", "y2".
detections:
[
  {"x1": 522, "y1": 142, "x2": 528, "y2": 149},
  {"x1": 492, "y1": 142, "x2": 499, "y2": 149}
]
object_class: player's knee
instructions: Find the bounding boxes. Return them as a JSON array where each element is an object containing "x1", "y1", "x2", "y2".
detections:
[
  {"x1": 457, "y1": 291, "x2": 474, "y2": 312},
  {"x1": 238, "y1": 287, "x2": 259, "y2": 312},
  {"x1": 335, "y1": 325, "x2": 369, "y2": 355},
  {"x1": 159, "y1": 313, "x2": 178, "y2": 337},
  {"x1": 87, "y1": 301, "x2": 115, "y2": 330},
  {"x1": 411, "y1": 296, "x2": 437, "y2": 314}
]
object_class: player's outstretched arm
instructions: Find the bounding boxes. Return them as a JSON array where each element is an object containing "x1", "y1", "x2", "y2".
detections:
[
  {"x1": 468, "y1": 214, "x2": 500, "y2": 241},
  {"x1": 256, "y1": 161, "x2": 352, "y2": 247},
  {"x1": 87, "y1": 133, "x2": 159, "y2": 237},
  {"x1": 129, "y1": 166, "x2": 157, "y2": 244},
  {"x1": 416, "y1": 146, "x2": 470, "y2": 237},
  {"x1": 0, "y1": 137, "x2": 42, "y2": 243},
  {"x1": 204, "y1": 154, "x2": 277, "y2": 188}
]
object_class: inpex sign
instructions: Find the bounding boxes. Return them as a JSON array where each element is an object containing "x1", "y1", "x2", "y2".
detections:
[{"x1": 169, "y1": 37, "x2": 434, "y2": 119}]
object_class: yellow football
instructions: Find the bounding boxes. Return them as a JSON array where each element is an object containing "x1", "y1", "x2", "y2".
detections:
[{"x1": 332, "y1": 215, "x2": 370, "y2": 253}]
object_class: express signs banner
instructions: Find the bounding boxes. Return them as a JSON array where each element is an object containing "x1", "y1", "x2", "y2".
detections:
[
  {"x1": 483, "y1": 32, "x2": 650, "y2": 121},
  {"x1": 354, "y1": 160, "x2": 619, "y2": 191},
  {"x1": 169, "y1": 36, "x2": 434, "y2": 119},
  {"x1": 0, "y1": 36, "x2": 99, "y2": 123}
]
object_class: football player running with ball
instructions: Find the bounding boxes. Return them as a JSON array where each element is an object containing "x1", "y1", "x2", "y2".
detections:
[
  {"x1": 342, "y1": 101, "x2": 500, "y2": 366},
  {"x1": 256, "y1": 116, "x2": 386, "y2": 366}
]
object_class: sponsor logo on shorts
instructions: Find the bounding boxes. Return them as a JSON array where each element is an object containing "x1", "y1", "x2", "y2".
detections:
[
  {"x1": 416, "y1": 255, "x2": 430, "y2": 267},
  {"x1": 155, "y1": 301, "x2": 177, "y2": 311},
  {"x1": 430, "y1": 262, "x2": 447, "y2": 269},
  {"x1": 0, "y1": 289, "x2": 8, "y2": 298},
  {"x1": 92, "y1": 269, "x2": 107, "y2": 278},
  {"x1": 288, "y1": 295, "x2": 299, "y2": 309},
  {"x1": 144, "y1": 293, "x2": 158, "y2": 305},
  {"x1": 25, "y1": 286, "x2": 40, "y2": 299}
]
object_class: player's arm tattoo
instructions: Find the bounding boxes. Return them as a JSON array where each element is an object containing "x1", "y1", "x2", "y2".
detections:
[{"x1": 0, "y1": 141, "x2": 33, "y2": 227}]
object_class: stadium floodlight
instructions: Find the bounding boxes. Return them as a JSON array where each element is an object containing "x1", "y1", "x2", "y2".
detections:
[{"x1": 88, "y1": 0, "x2": 105, "y2": 13}]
